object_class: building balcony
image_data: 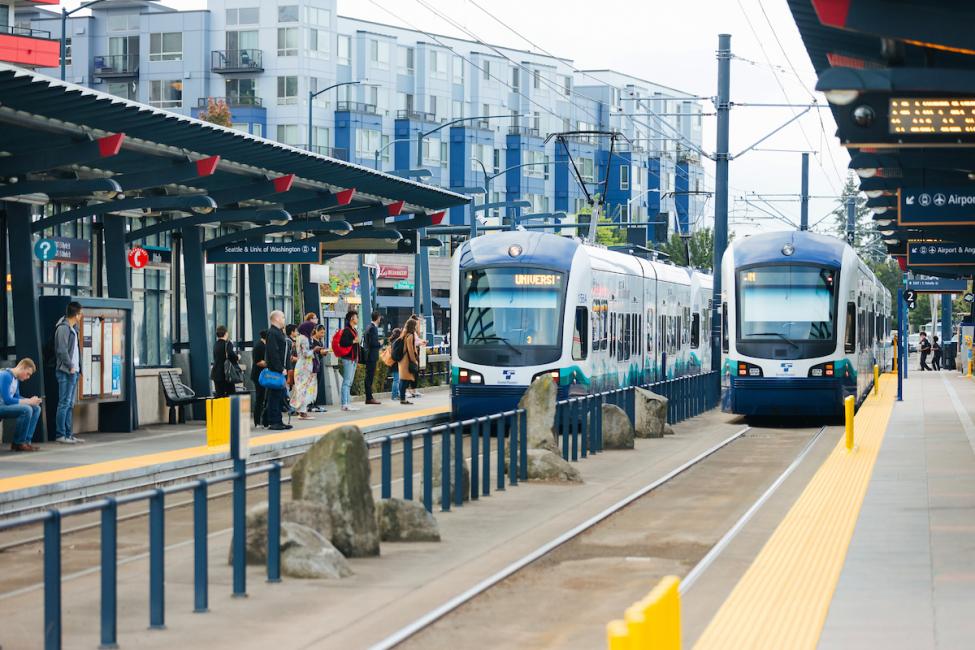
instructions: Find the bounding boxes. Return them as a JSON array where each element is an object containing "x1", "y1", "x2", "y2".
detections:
[
  {"x1": 508, "y1": 126, "x2": 541, "y2": 137},
  {"x1": 307, "y1": 146, "x2": 348, "y2": 160},
  {"x1": 0, "y1": 26, "x2": 59, "y2": 68},
  {"x1": 93, "y1": 54, "x2": 139, "y2": 78},
  {"x1": 211, "y1": 49, "x2": 263, "y2": 74},
  {"x1": 336, "y1": 101, "x2": 378, "y2": 115},
  {"x1": 396, "y1": 109, "x2": 436, "y2": 122},
  {"x1": 197, "y1": 95, "x2": 264, "y2": 109}
]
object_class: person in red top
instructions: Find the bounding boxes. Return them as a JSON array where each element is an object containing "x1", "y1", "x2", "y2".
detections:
[{"x1": 336, "y1": 310, "x2": 361, "y2": 411}]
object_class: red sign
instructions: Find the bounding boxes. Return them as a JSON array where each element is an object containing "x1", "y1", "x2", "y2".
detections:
[
  {"x1": 127, "y1": 247, "x2": 149, "y2": 269},
  {"x1": 378, "y1": 264, "x2": 409, "y2": 280}
]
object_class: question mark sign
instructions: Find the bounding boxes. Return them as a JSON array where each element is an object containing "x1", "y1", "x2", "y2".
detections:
[{"x1": 40, "y1": 241, "x2": 52, "y2": 258}]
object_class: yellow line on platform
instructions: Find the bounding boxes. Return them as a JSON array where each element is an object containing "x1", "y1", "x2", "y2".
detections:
[
  {"x1": 693, "y1": 376, "x2": 896, "y2": 650},
  {"x1": 0, "y1": 406, "x2": 447, "y2": 495}
]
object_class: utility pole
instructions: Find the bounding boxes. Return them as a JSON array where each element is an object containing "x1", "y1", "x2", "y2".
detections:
[
  {"x1": 711, "y1": 33, "x2": 731, "y2": 373},
  {"x1": 800, "y1": 152, "x2": 809, "y2": 231},
  {"x1": 845, "y1": 196, "x2": 855, "y2": 247}
]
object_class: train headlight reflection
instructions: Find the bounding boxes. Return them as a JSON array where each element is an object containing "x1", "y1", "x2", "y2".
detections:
[{"x1": 458, "y1": 369, "x2": 484, "y2": 384}]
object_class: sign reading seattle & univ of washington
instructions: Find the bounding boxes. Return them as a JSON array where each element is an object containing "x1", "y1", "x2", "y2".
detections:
[{"x1": 206, "y1": 241, "x2": 321, "y2": 264}]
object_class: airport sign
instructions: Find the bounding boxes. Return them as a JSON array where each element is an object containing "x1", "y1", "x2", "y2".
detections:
[
  {"x1": 899, "y1": 187, "x2": 975, "y2": 226},
  {"x1": 907, "y1": 240, "x2": 975, "y2": 267}
]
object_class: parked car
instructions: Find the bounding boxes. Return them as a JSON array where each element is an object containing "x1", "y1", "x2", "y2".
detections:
[{"x1": 908, "y1": 333, "x2": 920, "y2": 353}]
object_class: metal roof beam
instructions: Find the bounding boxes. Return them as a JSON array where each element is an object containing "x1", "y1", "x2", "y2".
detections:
[
  {"x1": 0, "y1": 177, "x2": 122, "y2": 199},
  {"x1": 32, "y1": 194, "x2": 217, "y2": 233},
  {"x1": 202, "y1": 219, "x2": 354, "y2": 250},
  {"x1": 126, "y1": 208, "x2": 291, "y2": 243},
  {"x1": 204, "y1": 174, "x2": 295, "y2": 206},
  {"x1": 0, "y1": 133, "x2": 124, "y2": 178},
  {"x1": 113, "y1": 155, "x2": 221, "y2": 191}
]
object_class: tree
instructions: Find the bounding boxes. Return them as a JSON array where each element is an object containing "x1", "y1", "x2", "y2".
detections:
[
  {"x1": 659, "y1": 227, "x2": 719, "y2": 271},
  {"x1": 198, "y1": 98, "x2": 232, "y2": 127},
  {"x1": 821, "y1": 171, "x2": 879, "y2": 258},
  {"x1": 869, "y1": 258, "x2": 902, "y2": 330},
  {"x1": 595, "y1": 216, "x2": 628, "y2": 246}
]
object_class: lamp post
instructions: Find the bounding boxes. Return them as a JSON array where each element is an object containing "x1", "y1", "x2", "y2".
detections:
[
  {"x1": 307, "y1": 80, "x2": 361, "y2": 153},
  {"x1": 471, "y1": 158, "x2": 553, "y2": 237},
  {"x1": 374, "y1": 137, "x2": 412, "y2": 171},
  {"x1": 61, "y1": 0, "x2": 113, "y2": 81},
  {"x1": 415, "y1": 114, "x2": 524, "y2": 169}
]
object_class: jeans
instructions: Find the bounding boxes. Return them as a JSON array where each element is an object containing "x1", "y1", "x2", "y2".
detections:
[
  {"x1": 0, "y1": 403, "x2": 41, "y2": 445},
  {"x1": 55, "y1": 370, "x2": 79, "y2": 438},
  {"x1": 341, "y1": 358, "x2": 357, "y2": 406},
  {"x1": 265, "y1": 387, "x2": 284, "y2": 426},
  {"x1": 390, "y1": 369, "x2": 400, "y2": 402},
  {"x1": 400, "y1": 378, "x2": 415, "y2": 401}
]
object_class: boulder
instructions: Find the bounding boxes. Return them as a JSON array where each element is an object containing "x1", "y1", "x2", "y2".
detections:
[
  {"x1": 234, "y1": 500, "x2": 333, "y2": 565},
  {"x1": 663, "y1": 423, "x2": 676, "y2": 436},
  {"x1": 431, "y1": 439, "x2": 471, "y2": 504},
  {"x1": 635, "y1": 388, "x2": 669, "y2": 438},
  {"x1": 291, "y1": 425, "x2": 380, "y2": 557},
  {"x1": 601, "y1": 403, "x2": 635, "y2": 449},
  {"x1": 230, "y1": 520, "x2": 353, "y2": 580},
  {"x1": 376, "y1": 498, "x2": 441, "y2": 542},
  {"x1": 517, "y1": 376, "x2": 559, "y2": 453},
  {"x1": 522, "y1": 448, "x2": 583, "y2": 483}
]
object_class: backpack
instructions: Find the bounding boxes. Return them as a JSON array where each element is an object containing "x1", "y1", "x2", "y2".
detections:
[
  {"x1": 42, "y1": 321, "x2": 66, "y2": 368},
  {"x1": 331, "y1": 329, "x2": 353, "y2": 358},
  {"x1": 391, "y1": 337, "x2": 405, "y2": 362}
]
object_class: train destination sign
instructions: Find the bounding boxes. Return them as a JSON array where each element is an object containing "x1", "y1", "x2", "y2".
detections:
[
  {"x1": 906, "y1": 240, "x2": 975, "y2": 267},
  {"x1": 889, "y1": 98, "x2": 975, "y2": 136},
  {"x1": 899, "y1": 187, "x2": 975, "y2": 226},
  {"x1": 206, "y1": 241, "x2": 321, "y2": 264},
  {"x1": 906, "y1": 278, "x2": 970, "y2": 293}
]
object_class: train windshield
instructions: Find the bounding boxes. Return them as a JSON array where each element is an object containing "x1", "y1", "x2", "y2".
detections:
[
  {"x1": 459, "y1": 267, "x2": 564, "y2": 366},
  {"x1": 738, "y1": 266, "x2": 837, "y2": 343}
]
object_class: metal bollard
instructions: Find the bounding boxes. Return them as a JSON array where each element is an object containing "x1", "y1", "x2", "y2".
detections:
[
  {"x1": 231, "y1": 461, "x2": 246, "y2": 599},
  {"x1": 471, "y1": 420, "x2": 480, "y2": 500},
  {"x1": 149, "y1": 489, "x2": 166, "y2": 628},
  {"x1": 519, "y1": 409, "x2": 528, "y2": 480},
  {"x1": 580, "y1": 397, "x2": 589, "y2": 459},
  {"x1": 845, "y1": 395, "x2": 855, "y2": 452},
  {"x1": 423, "y1": 431, "x2": 433, "y2": 512},
  {"x1": 570, "y1": 400, "x2": 579, "y2": 462},
  {"x1": 193, "y1": 480, "x2": 208, "y2": 613},
  {"x1": 381, "y1": 437, "x2": 392, "y2": 499},
  {"x1": 509, "y1": 413, "x2": 518, "y2": 487},
  {"x1": 402, "y1": 434, "x2": 413, "y2": 501},
  {"x1": 100, "y1": 499, "x2": 118, "y2": 648},
  {"x1": 440, "y1": 427, "x2": 451, "y2": 512},
  {"x1": 874, "y1": 364, "x2": 880, "y2": 396},
  {"x1": 44, "y1": 511, "x2": 61, "y2": 650},
  {"x1": 482, "y1": 418, "x2": 491, "y2": 497},
  {"x1": 454, "y1": 423, "x2": 464, "y2": 506},
  {"x1": 267, "y1": 463, "x2": 282, "y2": 584}
]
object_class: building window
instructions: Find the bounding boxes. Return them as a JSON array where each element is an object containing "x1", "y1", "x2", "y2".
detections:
[
  {"x1": 580, "y1": 157, "x2": 595, "y2": 183},
  {"x1": 368, "y1": 85, "x2": 388, "y2": 114},
  {"x1": 312, "y1": 126, "x2": 329, "y2": 151},
  {"x1": 149, "y1": 80, "x2": 182, "y2": 108},
  {"x1": 381, "y1": 134, "x2": 391, "y2": 162},
  {"x1": 440, "y1": 141, "x2": 448, "y2": 168},
  {"x1": 428, "y1": 94, "x2": 438, "y2": 118},
  {"x1": 452, "y1": 100, "x2": 463, "y2": 119},
  {"x1": 533, "y1": 111, "x2": 541, "y2": 131},
  {"x1": 544, "y1": 154, "x2": 551, "y2": 180},
  {"x1": 107, "y1": 81, "x2": 137, "y2": 100},
  {"x1": 453, "y1": 56, "x2": 464, "y2": 83},
  {"x1": 533, "y1": 69, "x2": 541, "y2": 89},
  {"x1": 64, "y1": 38, "x2": 72, "y2": 66},
  {"x1": 398, "y1": 92, "x2": 414, "y2": 113},
  {"x1": 276, "y1": 124, "x2": 299, "y2": 146},
  {"x1": 107, "y1": 14, "x2": 139, "y2": 31},
  {"x1": 149, "y1": 32, "x2": 182, "y2": 61},
  {"x1": 226, "y1": 29, "x2": 259, "y2": 53},
  {"x1": 278, "y1": 27, "x2": 298, "y2": 56},
  {"x1": 226, "y1": 7, "x2": 259, "y2": 26},
  {"x1": 430, "y1": 50, "x2": 447, "y2": 79},
  {"x1": 620, "y1": 165, "x2": 629, "y2": 190},
  {"x1": 337, "y1": 34, "x2": 350, "y2": 65},
  {"x1": 482, "y1": 60, "x2": 490, "y2": 80},
  {"x1": 472, "y1": 143, "x2": 493, "y2": 172},
  {"x1": 278, "y1": 5, "x2": 299, "y2": 22},
  {"x1": 422, "y1": 139, "x2": 440, "y2": 164},
  {"x1": 398, "y1": 46, "x2": 414, "y2": 73},
  {"x1": 370, "y1": 39, "x2": 390, "y2": 69},
  {"x1": 511, "y1": 66, "x2": 519, "y2": 90},
  {"x1": 226, "y1": 78, "x2": 257, "y2": 104},
  {"x1": 493, "y1": 148, "x2": 501, "y2": 174},
  {"x1": 276, "y1": 75, "x2": 298, "y2": 104},
  {"x1": 306, "y1": 6, "x2": 329, "y2": 56},
  {"x1": 356, "y1": 128, "x2": 381, "y2": 158}
]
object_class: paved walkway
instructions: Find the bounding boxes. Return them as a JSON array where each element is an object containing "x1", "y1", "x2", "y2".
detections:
[{"x1": 819, "y1": 370, "x2": 975, "y2": 649}]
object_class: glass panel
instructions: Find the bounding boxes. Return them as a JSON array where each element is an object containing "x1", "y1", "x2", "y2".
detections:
[
  {"x1": 738, "y1": 266, "x2": 837, "y2": 342},
  {"x1": 461, "y1": 267, "x2": 564, "y2": 349}
]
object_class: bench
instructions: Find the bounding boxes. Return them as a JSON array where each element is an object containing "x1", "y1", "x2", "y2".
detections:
[{"x1": 159, "y1": 370, "x2": 206, "y2": 424}]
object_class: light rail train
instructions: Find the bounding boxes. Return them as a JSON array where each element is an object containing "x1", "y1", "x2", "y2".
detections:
[
  {"x1": 719, "y1": 230, "x2": 892, "y2": 418},
  {"x1": 449, "y1": 231, "x2": 712, "y2": 419}
]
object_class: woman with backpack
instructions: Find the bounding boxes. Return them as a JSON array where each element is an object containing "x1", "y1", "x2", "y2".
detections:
[
  {"x1": 397, "y1": 319, "x2": 420, "y2": 405},
  {"x1": 291, "y1": 321, "x2": 319, "y2": 420},
  {"x1": 381, "y1": 328, "x2": 402, "y2": 401},
  {"x1": 332, "y1": 310, "x2": 361, "y2": 411},
  {"x1": 212, "y1": 325, "x2": 242, "y2": 398}
]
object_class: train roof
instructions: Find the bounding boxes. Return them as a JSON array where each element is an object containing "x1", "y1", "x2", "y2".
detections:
[
  {"x1": 731, "y1": 230, "x2": 848, "y2": 268},
  {"x1": 458, "y1": 231, "x2": 581, "y2": 271}
]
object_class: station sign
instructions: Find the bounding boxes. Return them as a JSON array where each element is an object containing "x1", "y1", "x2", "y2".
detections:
[
  {"x1": 33, "y1": 238, "x2": 56, "y2": 261},
  {"x1": 35, "y1": 236, "x2": 90, "y2": 264},
  {"x1": 206, "y1": 241, "x2": 321, "y2": 264},
  {"x1": 127, "y1": 247, "x2": 149, "y2": 269},
  {"x1": 378, "y1": 264, "x2": 409, "y2": 280},
  {"x1": 906, "y1": 240, "x2": 975, "y2": 267},
  {"x1": 834, "y1": 95, "x2": 975, "y2": 148},
  {"x1": 907, "y1": 278, "x2": 970, "y2": 293},
  {"x1": 899, "y1": 187, "x2": 975, "y2": 226}
]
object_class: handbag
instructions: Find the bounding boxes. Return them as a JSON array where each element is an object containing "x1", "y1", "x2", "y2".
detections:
[
  {"x1": 408, "y1": 360, "x2": 419, "y2": 376},
  {"x1": 224, "y1": 359, "x2": 244, "y2": 384},
  {"x1": 380, "y1": 346, "x2": 394, "y2": 367},
  {"x1": 258, "y1": 368, "x2": 287, "y2": 390}
]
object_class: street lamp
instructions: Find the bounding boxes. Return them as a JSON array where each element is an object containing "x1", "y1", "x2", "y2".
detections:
[
  {"x1": 307, "y1": 80, "x2": 362, "y2": 154},
  {"x1": 61, "y1": 0, "x2": 113, "y2": 81},
  {"x1": 374, "y1": 137, "x2": 412, "y2": 171},
  {"x1": 415, "y1": 114, "x2": 526, "y2": 169},
  {"x1": 471, "y1": 158, "x2": 553, "y2": 237}
]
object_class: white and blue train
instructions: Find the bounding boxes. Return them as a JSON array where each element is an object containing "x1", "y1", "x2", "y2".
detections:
[
  {"x1": 449, "y1": 231, "x2": 713, "y2": 419},
  {"x1": 720, "y1": 230, "x2": 892, "y2": 418}
]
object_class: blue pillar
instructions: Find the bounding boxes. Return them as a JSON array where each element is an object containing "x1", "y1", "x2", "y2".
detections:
[
  {"x1": 299, "y1": 264, "x2": 319, "y2": 318},
  {"x1": 675, "y1": 160, "x2": 690, "y2": 235},
  {"x1": 941, "y1": 294, "x2": 952, "y2": 345},
  {"x1": 103, "y1": 214, "x2": 138, "y2": 431},
  {"x1": 181, "y1": 226, "x2": 212, "y2": 417},
  {"x1": 358, "y1": 255, "x2": 373, "y2": 321},
  {"x1": 897, "y1": 287, "x2": 905, "y2": 401},
  {"x1": 248, "y1": 248, "x2": 268, "y2": 342},
  {"x1": 419, "y1": 230, "x2": 434, "y2": 344}
]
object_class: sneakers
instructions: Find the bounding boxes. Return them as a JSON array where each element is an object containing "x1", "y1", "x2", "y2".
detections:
[
  {"x1": 56, "y1": 435, "x2": 85, "y2": 444},
  {"x1": 341, "y1": 405, "x2": 360, "y2": 411}
]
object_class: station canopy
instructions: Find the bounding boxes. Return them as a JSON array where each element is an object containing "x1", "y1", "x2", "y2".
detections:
[
  {"x1": 789, "y1": 0, "x2": 975, "y2": 279},
  {"x1": 0, "y1": 63, "x2": 469, "y2": 251}
]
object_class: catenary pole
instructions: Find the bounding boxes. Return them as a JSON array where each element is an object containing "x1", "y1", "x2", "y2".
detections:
[
  {"x1": 711, "y1": 33, "x2": 731, "y2": 373},
  {"x1": 800, "y1": 152, "x2": 809, "y2": 230}
]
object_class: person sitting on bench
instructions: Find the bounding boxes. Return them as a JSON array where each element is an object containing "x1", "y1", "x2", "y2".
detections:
[{"x1": 0, "y1": 359, "x2": 43, "y2": 452}]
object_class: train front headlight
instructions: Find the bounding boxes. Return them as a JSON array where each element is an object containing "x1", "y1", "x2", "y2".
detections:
[
  {"x1": 809, "y1": 362, "x2": 835, "y2": 377},
  {"x1": 533, "y1": 369, "x2": 560, "y2": 384},
  {"x1": 737, "y1": 361, "x2": 763, "y2": 377},
  {"x1": 458, "y1": 368, "x2": 483, "y2": 384}
]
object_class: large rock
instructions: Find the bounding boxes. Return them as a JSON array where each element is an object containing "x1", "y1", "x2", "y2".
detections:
[
  {"x1": 522, "y1": 449, "x2": 583, "y2": 483},
  {"x1": 291, "y1": 425, "x2": 380, "y2": 557},
  {"x1": 376, "y1": 498, "x2": 441, "y2": 542},
  {"x1": 517, "y1": 376, "x2": 559, "y2": 453},
  {"x1": 601, "y1": 403, "x2": 635, "y2": 449},
  {"x1": 230, "y1": 520, "x2": 353, "y2": 580},
  {"x1": 635, "y1": 388, "x2": 669, "y2": 438},
  {"x1": 235, "y1": 500, "x2": 333, "y2": 565},
  {"x1": 432, "y1": 439, "x2": 471, "y2": 504}
]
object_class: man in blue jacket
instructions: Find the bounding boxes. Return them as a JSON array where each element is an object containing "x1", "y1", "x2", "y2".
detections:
[{"x1": 0, "y1": 359, "x2": 42, "y2": 452}]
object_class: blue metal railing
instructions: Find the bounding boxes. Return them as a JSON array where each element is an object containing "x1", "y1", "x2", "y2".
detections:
[{"x1": 0, "y1": 461, "x2": 283, "y2": 650}]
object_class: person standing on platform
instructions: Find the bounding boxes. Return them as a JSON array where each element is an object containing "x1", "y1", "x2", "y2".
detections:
[
  {"x1": 398, "y1": 318, "x2": 420, "y2": 405},
  {"x1": 334, "y1": 310, "x2": 361, "y2": 411},
  {"x1": 0, "y1": 359, "x2": 42, "y2": 451},
  {"x1": 363, "y1": 311, "x2": 383, "y2": 405},
  {"x1": 292, "y1": 321, "x2": 318, "y2": 420},
  {"x1": 310, "y1": 324, "x2": 329, "y2": 413},
  {"x1": 212, "y1": 325, "x2": 240, "y2": 398},
  {"x1": 407, "y1": 314, "x2": 426, "y2": 399},
  {"x1": 932, "y1": 335, "x2": 943, "y2": 371},
  {"x1": 384, "y1": 327, "x2": 402, "y2": 402},
  {"x1": 251, "y1": 330, "x2": 268, "y2": 428},
  {"x1": 54, "y1": 301, "x2": 84, "y2": 444},
  {"x1": 919, "y1": 331, "x2": 932, "y2": 371},
  {"x1": 264, "y1": 311, "x2": 291, "y2": 431}
]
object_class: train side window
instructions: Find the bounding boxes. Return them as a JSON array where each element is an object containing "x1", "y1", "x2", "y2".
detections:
[
  {"x1": 721, "y1": 302, "x2": 728, "y2": 353},
  {"x1": 573, "y1": 306, "x2": 588, "y2": 360},
  {"x1": 845, "y1": 302, "x2": 856, "y2": 353},
  {"x1": 610, "y1": 314, "x2": 616, "y2": 358},
  {"x1": 646, "y1": 309, "x2": 653, "y2": 354},
  {"x1": 691, "y1": 313, "x2": 700, "y2": 348},
  {"x1": 601, "y1": 303, "x2": 609, "y2": 350}
]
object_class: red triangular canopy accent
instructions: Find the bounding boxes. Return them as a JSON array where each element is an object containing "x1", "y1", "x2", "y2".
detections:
[
  {"x1": 812, "y1": 0, "x2": 851, "y2": 27},
  {"x1": 336, "y1": 188, "x2": 355, "y2": 205},
  {"x1": 387, "y1": 200, "x2": 405, "y2": 216},
  {"x1": 431, "y1": 211, "x2": 446, "y2": 225},
  {"x1": 272, "y1": 174, "x2": 295, "y2": 193},
  {"x1": 195, "y1": 156, "x2": 220, "y2": 177},
  {"x1": 98, "y1": 133, "x2": 125, "y2": 157}
]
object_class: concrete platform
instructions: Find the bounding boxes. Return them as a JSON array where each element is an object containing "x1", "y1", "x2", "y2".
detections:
[{"x1": 819, "y1": 370, "x2": 975, "y2": 649}]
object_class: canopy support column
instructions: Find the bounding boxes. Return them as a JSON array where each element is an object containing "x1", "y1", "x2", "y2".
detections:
[
  {"x1": 103, "y1": 215, "x2": 138, "y2": 431},
  {"x1": 181, "y1": 226, "x2": 212, "y2": 418}
]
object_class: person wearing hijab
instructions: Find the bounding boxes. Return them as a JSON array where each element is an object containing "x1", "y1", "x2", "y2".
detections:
[{"x1": 291, "y1": 320, "x2": 319, "y2": 420}]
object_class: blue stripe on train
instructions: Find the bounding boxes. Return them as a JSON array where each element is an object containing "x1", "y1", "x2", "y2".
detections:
[
  {"x1": 451, "y1": 384, "x2": 569, "y2": 421},
  {"x1": 722, "y1": 376, "x2": 854, "y2": 418}
]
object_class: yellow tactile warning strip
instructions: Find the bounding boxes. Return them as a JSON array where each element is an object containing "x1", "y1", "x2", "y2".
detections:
[
  {"x1": 694, "y1": 375, "x2": 896, "y2": 650},
  {"x1": 0, "y1": 406, "x2": 447, "y2": 495}
]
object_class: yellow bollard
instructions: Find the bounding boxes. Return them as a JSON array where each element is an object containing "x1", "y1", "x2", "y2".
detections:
[
  {"x1": 606, "y1": 619, "x2": 630, "y2": 650},
  {"x1": 844, "y1": 395, "x2": 855, "y2": 452},
  {"x1": 624, "y1": 606, "x2": 648, "y2": 649},
  {"x1": 874, "y1": 364, "x2": 880, "y2": 396},
  {"x1": 641, "y1": 576, "x2": 682, "y2": 650},
  {"x1": 205, "y1": 397, "x2": 231, "y2": 447}
]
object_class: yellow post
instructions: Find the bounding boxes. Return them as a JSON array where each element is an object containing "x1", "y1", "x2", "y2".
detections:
[
  {"x1": 641, "y1": 576, "x2": 681, "y2": 650},
  {"x1": 606, "y1": 619, "x2": 630, "y2": 650},
  {"x1": 844, "y1": 395, "x2": 855, "y2": 452},
  {"x1": 624, "y1": 607, "x2": 648, "y2": 649},
  {"x1": 873, "y1": 364, "x2": 879, "y2": 396},
  {"x1": 892, "y1": 335, "x2": 898, "y2": 373},
  {"x1": 206, "y1": 397, "x2": 231, "y2": 447}
]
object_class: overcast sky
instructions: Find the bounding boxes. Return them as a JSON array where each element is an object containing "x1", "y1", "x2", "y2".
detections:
[{"x1": 77, "y1": 0, "x2": 853, "y2": 237}]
